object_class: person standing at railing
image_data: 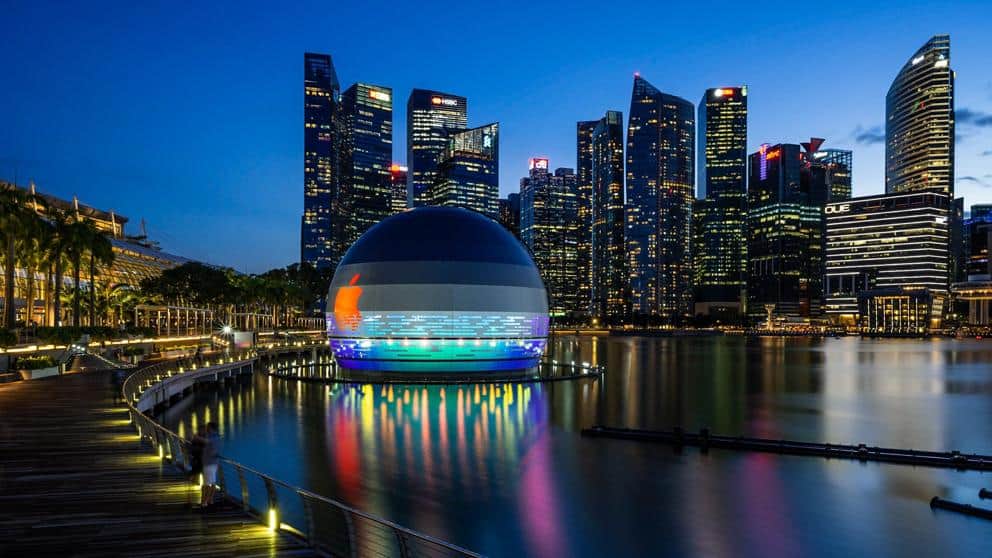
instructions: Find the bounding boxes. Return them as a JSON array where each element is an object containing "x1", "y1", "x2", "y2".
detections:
[{"x1": 194, "y1": 422, "x2": 222, "y2": 510}]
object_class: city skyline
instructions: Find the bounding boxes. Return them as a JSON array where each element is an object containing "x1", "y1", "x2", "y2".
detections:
[{"x1": 2, "y1": 2, "x2": 992, "y2": 272}]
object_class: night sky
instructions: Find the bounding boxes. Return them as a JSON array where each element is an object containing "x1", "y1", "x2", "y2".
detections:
[{"x1": 2, "y1": 1, "x2": 991, "y2": 272}]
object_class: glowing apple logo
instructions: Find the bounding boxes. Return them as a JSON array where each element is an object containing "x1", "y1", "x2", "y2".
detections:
[{"x1": 334, "y1": 273, "x2": 363, "y2": 332}]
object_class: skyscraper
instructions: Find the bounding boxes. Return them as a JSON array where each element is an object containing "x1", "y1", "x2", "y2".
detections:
[
  {"x1": 301, "y1": 52, "x2": 340, "y2": 269},
  {"x1": 626, "y1": 75, "x2": 694, "y2": 324},
  {"x1": 390, "y1": 164, "x2": 408, "y2": 214},
  {"x1": 886, "y1": 35, "x2": 954, "y2": 196},
  {"x1": 406, "y1": 89, "x2": 468, "y2": 207},
  {"x1": 747, "y1": 141, "x2": 830, "y2": 320},
  {"x1": 520, "y1": 161, "x2": 579, "y2": 317},
  {"x1": 575, "y1": 121, "x2": 597, "y2": 316},
  {"x1": 338, "y1": 83, "x2": 393, "y2": 249},
  {"x1": 813, "y1": 149, "x2": 853, "y2": 201},
  {"x1": 431, "y1": 123, "x2": 499, "y2": 218},
  {"x1": 590, "y1": 110, "x2": 626, "y2": 321},
  {"x1": 693, "y1": 86, "x2": 748, "y2": 319},
  {"x1": 497, "y1": 193, "x2": 521, "y2": 238}
]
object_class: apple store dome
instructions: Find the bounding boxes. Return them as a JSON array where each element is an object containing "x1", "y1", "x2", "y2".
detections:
[{"x1": 326, "y1": 206, "x2": 549, "y2": 375}]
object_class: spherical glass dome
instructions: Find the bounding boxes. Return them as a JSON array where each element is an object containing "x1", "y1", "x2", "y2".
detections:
[{"x1": 326, "y1": 207, "x2": 549, "y2": 375}]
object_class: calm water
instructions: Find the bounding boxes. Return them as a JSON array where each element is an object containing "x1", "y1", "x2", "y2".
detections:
[{"x1": 162, "y1": 336, "x2": 992, "y2": 557}]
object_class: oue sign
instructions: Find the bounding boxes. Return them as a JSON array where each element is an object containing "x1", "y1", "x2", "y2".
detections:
[{"x1": 825, "y1": 204, "x2": 851, "y2": 214}]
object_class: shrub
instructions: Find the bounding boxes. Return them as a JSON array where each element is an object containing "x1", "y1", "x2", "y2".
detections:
[
  {"x1": 0, "y1": 329, "x2": 16, "y2": 347},
  {"x1": 17, "y1": 355, "x2": 58, "y2": 371},
  {"x1": 121, "y1": 345, "x2": 146, "y2": 357}
]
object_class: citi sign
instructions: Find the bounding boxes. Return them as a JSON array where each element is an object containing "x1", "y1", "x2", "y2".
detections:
[{"x1": 825, "y1": 204, "x2": 851, "y2": 214}]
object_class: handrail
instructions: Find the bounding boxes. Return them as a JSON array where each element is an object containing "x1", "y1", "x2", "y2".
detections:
[{"x1": 122, "y1": 346, "x2": 483, "y2": 558}]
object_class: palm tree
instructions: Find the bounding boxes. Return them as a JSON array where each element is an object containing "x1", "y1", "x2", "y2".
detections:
[
  {"x1": 44, "y1": 206, "x2": 76, "y2": 327},
  {"x1": 0, "y1": 184, "x2": 44, "y2": 328},
  {"x1": 83, "y1": 220, "x2": 114, "y2": 326},
  {"x1": 65, "y1": 219, "x2": 91, "y2": 327},
  {"x1": 17, "y1": 216, "x2": 52, "y2": 327}
]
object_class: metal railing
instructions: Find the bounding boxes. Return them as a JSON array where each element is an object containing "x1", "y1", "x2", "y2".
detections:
[{"x1": 122, "y1": 349, "x2": 483, "y2": 558}]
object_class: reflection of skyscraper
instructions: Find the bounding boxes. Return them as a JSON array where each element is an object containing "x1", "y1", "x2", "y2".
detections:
[
  {"x1": 521, "y1": 161, "x2": 579, "y2": 316},
  {"x1": 431, "y1": 123, "x2": 499, "y2": 218},
  {"x1": 407, "y1": 89, "x2": 468, "y2": 207},
  {"x1": 590, "y1": 111, "x2": 626, "y2": 320},
  {"x1": 626, "y1": 75, "x2": 694, "y2": 323},
  {"x1": 575, "y1": 121, "x2": 596, "y2": 316},
  {"x1": 390, "y1": 164, "x2": 408, "y2": 214},
  {"x1": 301, "y1": 52, "x2": 340, "y2": 269},
  {"x1": 339, "y1": 83, "x2": 394, "y2": 248},
  {"x1": 886, "y1": 35, "x2": 954, "y2": 196},
  {"x1": 747, "y1": 141, "x2": 830, "y2": 319},
  {"x1": 694, "y1": 86, "x2": 747, "y2": 319}
]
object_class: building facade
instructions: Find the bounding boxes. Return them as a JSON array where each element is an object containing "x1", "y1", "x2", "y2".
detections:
[
  {"x1": 886, "y1": 35, "x2": 954, "y2": 196},
  {"x1": 575, "y1": 121, "x2": 597, "y2": 316},
  {"x1": 406, "y1": 89, "x2": 468, "y2": 207},
  {"x1": 520, "y1": 161, "x2": 580, "y2": 317},
  {"x1": 693, "y1": 86, "x2": 748, "y2": 318},
  {"x1": 390, "y1": 164, "x2": 408, "y2": 214},
  {"x1": 814, "y1": 149, "x2": 853, "y2": 202},
  {"x1": 301, "y1": 52, "x2": 340, "y2": 269},
  {"x1": 590, "y1": 111, "x2": 627, "y2": 321},
  {"x1": 747, "y1": 142, "x2": 830, "y2": 320},
  {"x1": 431, "y1": 123, "x2": 499, "y2": 218},
  {"x1": 626, "y1": 75, "x2": 694, "y2": 324},
  {"x1": 824, "y1": 191, "x2": 950, "y2": 328},
  {"x1": 338, "y1": 83, "x2": 394, "y2": 250},
  {"x1": 497, "y1": 193, "x2": 521, "y2": 238}
]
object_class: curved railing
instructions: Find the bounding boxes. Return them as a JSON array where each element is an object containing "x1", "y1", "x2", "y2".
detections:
[{"x1": 123, "y1": 350, "x2": 483, "y2": 558}]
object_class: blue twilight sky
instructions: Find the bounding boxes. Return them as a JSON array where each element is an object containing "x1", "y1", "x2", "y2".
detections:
[{"x1": 2, "y1": 1, "x2": 991, "y2": 273}]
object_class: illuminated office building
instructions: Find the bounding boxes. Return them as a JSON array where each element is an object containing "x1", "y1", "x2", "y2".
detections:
[
  {"x1": 814, "y1": 149, "x2": 853, "y2": 202},
  {"x1": 693, "y1": 86, "x2": 747, "y2": 318},
  {"x1": 626, "y1": 75, "x2": 694, "y2": 324},
  {"x1": 575, "y1": 120, "x2": 596, "y2": 315},
  {"x1": 338, "y1": 82, "x2": 394, "y2": 250},
  {"x1": 301, "y1": 52, "x2": 340, "y2": 269},
  {"x1": 824, "y1": 191, "x2": 950, "y2": 331},
  {"x1": 886, "y1": 35, "x2": 954, "y2": 196},
  {"x1": 406, "y1": 89, "x2": 468, "y2": 207},
  {"x1": 520, "y1": 162, "x2": 580, "y2": 317},
  {"x1": 497, "y1": 193, "x2": 520, "y2": 238},
  {"x1": 590, "y1": 110, "x2": 627, "y2": 320},
  {"x1": 390, "y1": 164, "x2": 408, "y2": 214},
  {"x1": 431, "y1": 123, "x2": 499, "y2": 218},
  {"x1": 747, "y1": 141, "x2": 830, "y2": 320},
  {"x1": 952, "y1": 205, "x2": 992, "y2": 326}
]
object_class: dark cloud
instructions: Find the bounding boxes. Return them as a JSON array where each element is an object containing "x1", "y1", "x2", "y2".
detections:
[
  {"x1": 853, "y1": 125, "x2": 885, "y2": 145},
  {"x1": 957, "y1": 108, "x2": 992, "y2": 127},
  {"x1": 981, "y1": 150, "x2": 992, "y2": 157},
  {"x1": 958, "y1": 176, "x2": 992, "y2": 188}
]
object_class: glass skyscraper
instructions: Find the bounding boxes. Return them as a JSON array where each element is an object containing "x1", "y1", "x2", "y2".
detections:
[
  {"x1": 747, "y1": 142, "x2": 830, "y2": 320},
  {"x1": 885, "y1": 35, "x2": 954, "y2": 196},
  {"x1": 590, "y1": 110, "x2": 626, "y2": 321},
  {"x1": 520, "y1": 161, "x2": 580, "y2": 317},
  {"x1": 693, "y1": 86, "x2": 747, "y2": 318},
  {"x1": 431, "y1": 123, "x2": 499, "y2": 218},
  {"x1": 813, "y1": 149, "x2": 853, "y2": 201},
  {"x1": 406, "y1": 89, "x2": 468, "y2": 207},
  {"x1": 575, "y1": 121, "x2": 597, "y2": 316},
  {"x1": 497, "y1": 193, "x2": 521, "y2": 238},
  {"x1": 626, "y1": 75, "x2": 694, "y2": 324},
  {"x1": 339, "y1": 83, "x2": 394, "y2": 249},
  {"x1": 301, "y1": 52, "x2": 340, "y2": 270},
  {"x1": 390, "y1": 164, "x2": 408, "y2": 214}
]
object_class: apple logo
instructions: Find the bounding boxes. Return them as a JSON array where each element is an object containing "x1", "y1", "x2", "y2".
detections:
[{"x1": 334, "y1": 273, "x2": 363, "y2": 332}]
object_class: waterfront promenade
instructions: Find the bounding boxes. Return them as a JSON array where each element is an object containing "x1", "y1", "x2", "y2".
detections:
[{"x1": 0, "y1": 369, "x2": 316, "y2": 557}]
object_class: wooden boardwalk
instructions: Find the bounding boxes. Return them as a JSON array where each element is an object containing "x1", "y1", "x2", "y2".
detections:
[{"x1": 0, "y1": 369, "x2": 318, "y2": 557}]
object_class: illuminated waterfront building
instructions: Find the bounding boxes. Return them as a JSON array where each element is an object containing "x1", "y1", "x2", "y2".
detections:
[
  {"x1": 589, "y1": 110, "x2": 627, "y2": 320},
  {"x1": 693, "y1": 86, "x2": 747, "y2": 318},
  {"x1": 575, "y1": 121, "x2": 596, "y2": 316},
  {"x1": 952, "y1": 205, "x2": 992, "y2": 326},
  {"x1": 389, "y1": 164, "x2": 408, "y2": 214},
  {"x1": 326, "y1": 207, "x2": 549, "y2": 374},
  {"x1": 431, "y1": 123, "x2": 499, "y2": 218},
  {"x1": 338, "y1": 82, "x2": 394, "y2": 250},
  {"x1": 746, "y1": 141, "x2": 830, "y2": 320},
  {"x1": 824, "y1": 190, "x2": 950, "y2": 330},
  {"x1": 886, "y1": 35, "x2": 954, "y2": 196},
  {"x1": 301, "y1": 52, "x2": 340, "y2": 270},
  {"x1": 520, "y1": 162, "x2": 580, "y2": 317},
  {"x1": 406, "y1": 89, "x2": 467, "y2": 207},
  {"x1": 626, "y1": 75, "x2": 694, "y2": 323},
  {"x1": 497, "y1": 193, "x2": 521, "y2": 238},
  {"x1": 814, "y1": 149, "x2": 853, "y2": 202}
]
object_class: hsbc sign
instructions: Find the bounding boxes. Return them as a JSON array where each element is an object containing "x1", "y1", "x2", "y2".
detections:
[{"x1": 825, "y1": 204, "x2": 851, "y2": 214}]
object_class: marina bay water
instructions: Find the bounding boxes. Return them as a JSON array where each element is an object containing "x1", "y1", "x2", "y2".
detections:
[{"x1": 161, "y1": 336, "x2": 992, "y2": 557}]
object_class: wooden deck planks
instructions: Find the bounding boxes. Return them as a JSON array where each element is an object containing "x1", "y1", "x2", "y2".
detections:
[{"x1": 0, "y1": 370, "x2": 320, "y2": 557}]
